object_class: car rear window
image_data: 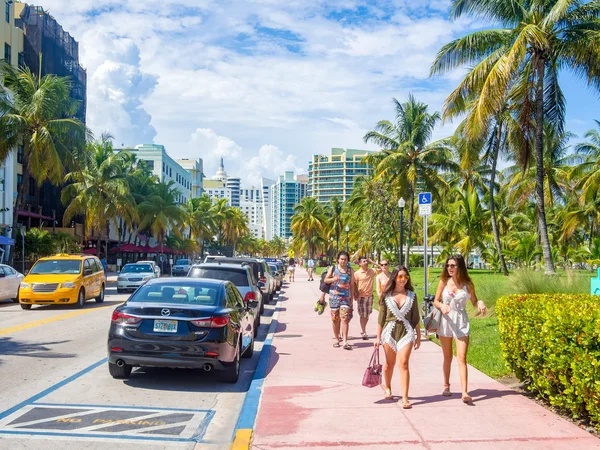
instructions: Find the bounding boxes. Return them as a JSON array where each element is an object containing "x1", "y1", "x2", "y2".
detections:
[
  {"x1": 122, "y1": 264, "x2": 153, "y2": 273},
  {"x1": 188, "y1": 268, "x2": 249, "y2": 286},
  {"x1": 176, "y1": 259, "x2": 190, "y2": 265},
  {"x1": 30, "y1": 260, "x2": 82, "y2": 275},
  {"x1": 129, "y1": 283, "x2": 221, "y2": 305}
]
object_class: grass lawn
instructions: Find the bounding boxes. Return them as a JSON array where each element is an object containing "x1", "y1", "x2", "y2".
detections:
[{"x1": 315, "y1": 264, "x2": 594, "y2": 379}]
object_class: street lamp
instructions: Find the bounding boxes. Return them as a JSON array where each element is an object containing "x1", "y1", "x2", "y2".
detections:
[
  {"x1": 329, "y1": 236, "x2": 334, "y2": 264},
  {"x1": 345, "y1": 225, "x2": 350, "y2": 253},
  {"x1": 398, "y1": 197, "x2": 406, "y2": 265}
]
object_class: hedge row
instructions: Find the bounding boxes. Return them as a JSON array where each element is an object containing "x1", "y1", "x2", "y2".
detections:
[{"x1": 497, "y1": 294, "x2": 600, "y2": 425}]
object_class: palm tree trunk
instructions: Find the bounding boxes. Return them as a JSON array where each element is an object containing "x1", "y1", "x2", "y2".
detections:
[
  {"x1": 490, "y1": 122, "x2": 509, "y2": 276},
  {"x1": 405, "y1": 189, "x2": 415, "y2": 269},
  {"x1": 534, "y1": 58, "x2": 556, "y2": 274}
]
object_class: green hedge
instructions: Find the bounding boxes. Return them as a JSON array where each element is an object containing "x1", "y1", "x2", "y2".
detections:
[{"x1": 497, "y1": 294, "x2": 600, "y2": 426}]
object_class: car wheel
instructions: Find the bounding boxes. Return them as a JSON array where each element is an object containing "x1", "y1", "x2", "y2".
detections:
[
  {"x1": 259, "y1": 296, "x2": 265, "y2": 315},
  {"x1": 95, "y1": 284, "x2": 105, "y2": 303},
  {"x1": 269, "y1": 292, "x2": 275, "y2": 304},
  {"x1": 242, "y1": 334, "x2": 254, "y2": 359},
  {"x1": 20, "y1": 303, "x2": 32, "y2": 310},
  {"x1": 223, "y1": 342, "x2": 241, "y2": 383},
  {"x1": 108, "y1": 362, "x2": 132, "y2": 379},
  {"x1": 254, "y1": 316, "x2": 259, "y2": 337},
  {"x1": 12, "y1": 288, "x2": 19, "y2": 303},
  {"x1": 76, "y1": 288, "x2": 85, "y2": 308}
]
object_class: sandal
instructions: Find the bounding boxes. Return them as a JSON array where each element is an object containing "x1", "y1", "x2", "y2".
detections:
[
  {"x1": 442, "y1": 384, "x2": 452, "y2": 397},
  {"x1": 343, "y1": 343, "x2": 353, "y2": 350},
  {"x1": 333, "y1": 342, "x2": 341, "y2": 348},
  {"x1": 384, "y1": 388, "x2": 393, "y2": 400},
  {"x1": 462, "y1": 394, "x2": 473, "y2": 404},
  {"x1": 402, "y1": 399, "x2": 412, "y2": 409},
  {"x1": 361, "y1": 332, "x2": 368, "y2": 340}
]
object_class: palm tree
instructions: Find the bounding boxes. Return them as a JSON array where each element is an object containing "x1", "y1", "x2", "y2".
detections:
[
  {"x1": 210, "y1": 198, "x2": 235, "y2": 253},
  {"x1": 138, "y1": 180, "x2": 185, "y2": 258},
  {"x1": 290, "y1": 197, "x2": 327, "y2": 259},
  {"x1": 62, "y1": 134, "x2": 138, "y2": 254},
  {"x1": 326, "y1": 197, "x2": 344, "y2": 252},
  {"x1": 0, "y1": 63, "x2": 90, "y2": 261},
  {"x1": 269, "y1": 236, "x2": 287, "y2": 257},
  {"x1": 364, "y1": 95, "x2": 456, "y2": 266},
  {"x1": 182, "y1": 194, "x2": 215, "y2": 255},
  {"x1": 431, "y1": 0, "x2": 600, "y2": 273}
]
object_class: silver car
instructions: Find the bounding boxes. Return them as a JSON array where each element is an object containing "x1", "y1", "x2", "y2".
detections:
[
  {"x1": 0, "y1": 264, "x2": 24, "y2": 303},
  {"x1": 117, "y1": 263, "x2": 156, "y2": 293}
]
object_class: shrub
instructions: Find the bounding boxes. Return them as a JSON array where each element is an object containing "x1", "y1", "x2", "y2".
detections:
[
  {"x1": 497, "y1": 294, "x2": 600, "y2": 426},
  {"x1": 510, "y1": 270, "x2": 590, "y2": 295}
]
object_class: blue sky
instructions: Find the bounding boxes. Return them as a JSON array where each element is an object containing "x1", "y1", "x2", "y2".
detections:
[{"x1": 37, "y1": 0, "x2": 600, "y2": 186}]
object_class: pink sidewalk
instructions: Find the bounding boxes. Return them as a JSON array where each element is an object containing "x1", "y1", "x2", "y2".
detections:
[{"x1": 252, "y1": 269, "x2": 599, "y2": 449}]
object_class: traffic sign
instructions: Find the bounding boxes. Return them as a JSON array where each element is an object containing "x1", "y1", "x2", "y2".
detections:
[{"x1": 418, "y1": 192, "x2": 431, "y2": 205}]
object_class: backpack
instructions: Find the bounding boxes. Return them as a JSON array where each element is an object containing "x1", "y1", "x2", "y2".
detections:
[{"x1": 319, "y1": 266, "x2": 335, "y2": 294}]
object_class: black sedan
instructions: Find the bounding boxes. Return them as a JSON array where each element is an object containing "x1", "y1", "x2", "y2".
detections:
[{"x1": 107, "y1": 278, "x2": 257, "y2": 383}]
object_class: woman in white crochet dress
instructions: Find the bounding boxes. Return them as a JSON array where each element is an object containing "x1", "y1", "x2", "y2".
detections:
[{"x1": 433, "y1": 254, "x2": 487, "y2": 403}]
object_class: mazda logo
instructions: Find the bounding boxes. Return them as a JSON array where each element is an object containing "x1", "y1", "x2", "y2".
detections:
[{"x1": 161, "y1": 309, "x2": 171, "y2": 316}]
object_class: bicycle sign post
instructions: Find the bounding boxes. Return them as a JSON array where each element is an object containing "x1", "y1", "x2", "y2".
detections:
[{"x1": 418, "y1": 192, "x2": 432, "y2": 297}]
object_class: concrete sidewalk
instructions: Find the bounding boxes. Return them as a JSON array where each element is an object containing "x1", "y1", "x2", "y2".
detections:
[{"x1": 251, "y1": 269, "x2": 599, "y2": 449}]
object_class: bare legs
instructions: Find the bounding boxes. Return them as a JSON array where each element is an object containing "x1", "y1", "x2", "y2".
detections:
[
  {"x1": 359, "y1": 316, "x2": 369, "y2": 335},
  {"x1": 439, "y1": 335, "x2": 471, "y2": 402},
  {"x1": 397, "y1": 343, "x2": 413, "y2": 407},
  {"x1": 382, "y1": 344, "x2": 396, "y2": 395},
  {"x1": 341, "y1": 316, "x2": 350, "y2": 346},
  {"x1": 331, "y1": 314, "x2": 341, "y2": 341}
]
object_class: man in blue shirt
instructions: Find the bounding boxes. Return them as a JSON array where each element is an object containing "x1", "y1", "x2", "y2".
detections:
[{"x1": 307, "y1": 257, "x2": 315, "y2": 281}]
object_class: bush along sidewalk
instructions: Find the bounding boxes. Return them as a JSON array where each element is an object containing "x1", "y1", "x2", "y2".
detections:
[{"x1": 497, "y1": 294, "x2": 600, "y2": 428}]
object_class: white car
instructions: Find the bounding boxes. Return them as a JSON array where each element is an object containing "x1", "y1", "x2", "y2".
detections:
[
  {"x1": 137, "y1": 260, "x2": 161, "y2": 277},
  {"x1": 117, "y1": 263, "x2": 157, "y2": 293},
  {"x1": 0, "y1": 264, "x2": 24, "y2": 302}
]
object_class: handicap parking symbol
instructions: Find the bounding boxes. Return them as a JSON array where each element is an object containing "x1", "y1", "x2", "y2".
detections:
[{"x1": 418, "y1": 192, "x2": 431, "y2": 205}]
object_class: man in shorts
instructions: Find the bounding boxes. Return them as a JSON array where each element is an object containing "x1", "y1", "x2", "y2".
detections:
[
  {"x1": 353, "y1": 256, "x2": 381, "y2": 340},
  {"x1": 306, "y1": 257, "x2": 315, "y2": 281}
]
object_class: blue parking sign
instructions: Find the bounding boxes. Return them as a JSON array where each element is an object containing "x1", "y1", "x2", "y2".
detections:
[{"x1": 418, "y1": 192, "x2": 431, "y2": 205}]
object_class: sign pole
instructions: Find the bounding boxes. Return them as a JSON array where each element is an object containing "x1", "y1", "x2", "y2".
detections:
[
  {"x1": 418, "y1": 192, "x2": 432, "y2": 299},
  {"x1": 423, "y1": 215, "x2": 428, "y2": 298}
]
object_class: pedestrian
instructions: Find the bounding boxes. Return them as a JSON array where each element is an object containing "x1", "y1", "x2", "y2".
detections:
[
  {"x1": 433, "y1": 254, "x2": 487, "y2": 403},
  {"x1": 374, "y1": 265, "x2": 421, "y2": 408},
  {"x1": 307, "y1": 257, "x2": 315, "y2": 281},
  {"x1": 324, "y1": 251, "x2": 355, "y2": 350},
  {"x1": 287, "y1": 257, "x2": 296, "y2": 282},
  {"x1": 353, "y1": 256, "x2": 381, "y2": 340},
  {"x1": 375, "y1": 259, "x2": 391, "y2": 300}
]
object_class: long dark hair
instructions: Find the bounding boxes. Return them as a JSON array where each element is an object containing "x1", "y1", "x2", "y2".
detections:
[
  {"x1": 441, "y1": 254, "x2": 473, "y2": 288},
  {"x1": 379, "y1": 265, "x2": 414, "y2": 305}
]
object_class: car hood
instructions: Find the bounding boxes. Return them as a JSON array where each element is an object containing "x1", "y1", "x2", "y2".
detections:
[{"x1": 23, "y1": 274, "x2": 80, "y2": 283}]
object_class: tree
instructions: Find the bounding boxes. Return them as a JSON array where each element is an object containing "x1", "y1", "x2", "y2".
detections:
[
  {"x1": 0, "y1": 63, "x2": 90, "y2": 262},
  {"x1": 290, "y1": 197, "x2": 326, "y2": 259},
  {"x1": 431, "y1": 0, "x2": 600, "y2": 273},
  {"x1": 326, "y1": 197, "x2": 344, "y2": 252}
]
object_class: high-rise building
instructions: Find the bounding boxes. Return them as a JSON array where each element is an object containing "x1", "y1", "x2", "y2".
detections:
[
  {"x1": 176, "y1": 158, "x2": 204, "y2": 198},
  {"x1": 226, "y1": 177, "x2": 241, "y2": 207},
  {"x1": 261, "y1": 177, "x2": 275, "y2": 241},
  {"x1": 129, "y1": 144, "x2": 192, "y2": 204},
  {"x1": 204, "y1": 158, "x2": 241, "y2": 207},
  {"x1": 270, "y1": 172, "x2": 307, "y2": 239},
  {"x1": 308, "y1": 148, "x2": 373, "y2": 203},
  {"x1": 240, "y1": 187, "x2": 263, "y2": 239}
]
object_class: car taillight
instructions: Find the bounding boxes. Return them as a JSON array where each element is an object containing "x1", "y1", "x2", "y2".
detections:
[
  {"x1": 111, "y1": 311, "x2": 142, "y2": 325},
  {"x1": 191, "y1": 316, "x2": 230, "y2": 328},
  {"x1": 259, "y1": 276, "x2": 266, "y2": 283},
  {"x1": 244, "y1": 292, "x2": 256, "y2": 302}
]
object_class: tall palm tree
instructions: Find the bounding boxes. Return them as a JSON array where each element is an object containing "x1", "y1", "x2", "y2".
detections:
[
  {"x1": 291, "y1": 197, "x2": 327, "y2": 259},
  {"x1": 364, "y1": 95, "x2": 456, "y2": 266},
  {"x1": 0, "y1": 63, "x2": 90, "y2": 261},
  {"x1": 138, "y1": 180, "x2": 185, "y2": 256},
  {"x1": 62, "y1": 134, "x2": 138, "y2": 254},
  {"x1": 183, "y1": 195, "x2": 215, "y2": 256},
  {"x1": 326, "y1": 197, "x2": 344, "y2": 253},
  {"x1": 431, "y1": 0, "x2": 600, "y2": 273}
]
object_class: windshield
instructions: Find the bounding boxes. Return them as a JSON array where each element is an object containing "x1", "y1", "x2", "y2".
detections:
[
  {"x1": 188, "y1": 268, "x2": 249, "y2": 286},
  {"x1": 30, "y1": 260, "x2": 82, "y2": 275},
  {"x1": 121, "y1": 264, "x2": 153, "y2": 273},
  {"x1": 269, "y1": 265, "x2": 278, "y2": 272},
  {"x1": 175, "y1": 259, "x2": 190, "y2": 265},
  {"x1": 129, "y1": 283, "x2": 221, "y2": 305}
]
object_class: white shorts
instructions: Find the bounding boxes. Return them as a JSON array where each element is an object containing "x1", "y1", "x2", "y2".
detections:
[{"x1": 288, "y1": 267, "x2": 295, "y2": 273}]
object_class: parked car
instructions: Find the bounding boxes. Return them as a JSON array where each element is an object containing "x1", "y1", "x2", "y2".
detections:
[
  {"x1": 107, "y1": 278, "x2": 257, "y2": 383},
  {"x1": 172, "y1": 258, "x2": 191, "y2": 277},
  {"x1": 117, "y1": 263, "x2": 157, "y2": 293},
  {"x1": 0, "y1": 264, "x2": 24, "y2": 303},
  {"x1": 19, "y1": 254, "x2": 106, "y2": 310},
  {"x1": 137, "y1": 260, "x2": 161, "y2": 277},
  {"x1": 188, "y1": 263, "x2": 263, "y2": 331},
  {"x1": 257, "y1": 260, "x2": 277, "y2": 299},
  {"x1": 268, "y1": 263, "x2": 282, "y2": 291},
  {"x1": 204, "y1": 256, "x2": 276, "y2": 304}
]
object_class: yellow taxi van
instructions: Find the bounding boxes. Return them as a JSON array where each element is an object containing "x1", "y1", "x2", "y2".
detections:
[{"x1": 19, "y1": 254, "x2": 106, "y2": 310}]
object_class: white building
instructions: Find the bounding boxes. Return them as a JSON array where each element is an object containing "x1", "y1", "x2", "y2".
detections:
[
  {"x1": 240, "y1": 187, "x2": 264, "y2": 239},
  {"x1": 129, "y1": 144, "x2": 192, "y2": 204},
  {"x1": 270, "y1": 172, "x2": 307, "y2": 239},
  {"x1": 261, "y1": 177, "x2": 275, "y2": 241},
  {"x1": 176, "y1": 158, "x2": 204, "y2": 198}
]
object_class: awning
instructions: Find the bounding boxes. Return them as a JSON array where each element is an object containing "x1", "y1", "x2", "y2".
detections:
[
  {"x1": 17, "y1": 210, "x2": 54, "y2": 221},
  {"x1": 0, "y1": 236, "x2": 15, "y2": 246}
]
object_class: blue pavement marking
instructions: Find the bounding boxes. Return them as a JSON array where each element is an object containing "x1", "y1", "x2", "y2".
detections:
[{"x1": 232, "y1": 296, "x2": 282, "y2": 438}]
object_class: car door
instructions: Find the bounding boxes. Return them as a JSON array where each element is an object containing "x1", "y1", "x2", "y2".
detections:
[
  {"x1": 83, "y1": 259, "x2": 94, "y2": 299},
  {"x1": 227, "y1": 284, "x2": 251, "y2": 350},
  {"x1": 5, "y1": 266, "x2": 20, "y2": 299},
  {"x1": 0, "y1": 266, "x2": 8, "y2": 300}
]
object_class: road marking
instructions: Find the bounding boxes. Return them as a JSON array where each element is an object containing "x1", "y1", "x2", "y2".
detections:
[
  {"x1": 232, "y1": 429, "x2": 253, "y2": 450},
  {"x1": 0, "y1": 303, "x2": 118, "y2": 336}
]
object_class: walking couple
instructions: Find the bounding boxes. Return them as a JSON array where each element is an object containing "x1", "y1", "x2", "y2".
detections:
[
  {"x1": 319, "y1": 252, "x2": 384, "y2": 350},
  {"x1": 374, "y1": 255, "x2": 487, "y2": 409}
]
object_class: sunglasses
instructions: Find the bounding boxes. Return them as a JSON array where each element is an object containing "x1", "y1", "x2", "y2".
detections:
[
  {"x1": 381, "y1": 263, "x2": 389, "y2": 266},
  {"x1": 445, "y1": 264, "x2": 457, "y2": 269},
  {"x1": 397, "y1": 275, "x2": 409, "y2": 280}
]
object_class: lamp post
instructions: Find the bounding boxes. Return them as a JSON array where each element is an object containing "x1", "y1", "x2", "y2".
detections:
[
  {"x1": 329, "y1": 236, "x2": 334, "y2": 264},
  {"x1": 345, "y1": 225, "x2": 349, "y2": 253},
  {"x1": 398, "y1": 197, "x2": 405, "y2": 266}
]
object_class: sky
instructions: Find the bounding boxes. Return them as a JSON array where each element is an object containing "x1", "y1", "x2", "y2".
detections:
[{"x1": 34, "y1": 0, "x2": 600, "y2": 187}]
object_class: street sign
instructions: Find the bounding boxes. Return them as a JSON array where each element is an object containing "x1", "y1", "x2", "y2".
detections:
[
  {"x1": 418, "y1": 192, "x2": 432, "y2": 216},
  {"x1": 116, "y1": 258, "x2": 122, "y2": 266}
]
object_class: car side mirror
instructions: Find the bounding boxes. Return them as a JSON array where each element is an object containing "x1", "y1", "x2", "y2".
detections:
[{"x1": 84, "y1": 269, "x2": 92, "y2": 276}]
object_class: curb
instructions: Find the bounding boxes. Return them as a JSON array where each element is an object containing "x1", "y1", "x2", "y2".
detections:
[{"x1": 230, "y1": 290, "x2": 284, "y2": 450}]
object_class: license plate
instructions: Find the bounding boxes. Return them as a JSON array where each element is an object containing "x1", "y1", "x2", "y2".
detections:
[{"x1": 153, "y1": 319, "x2": 178, "y2": 333}]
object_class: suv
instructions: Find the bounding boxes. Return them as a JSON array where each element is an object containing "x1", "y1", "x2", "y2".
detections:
[
  {"x1": 172, "y1": 258, "x2": 191, "y2": 277},
  {"x1": 188, "y1": 263, "x2": 263, "y2": 332},
  {"x1": 19, "y1": 254, "x2": 106, "y2": 310},
  {"x1": 204, "y1": 256, "x2": 276, "y2": 304}
]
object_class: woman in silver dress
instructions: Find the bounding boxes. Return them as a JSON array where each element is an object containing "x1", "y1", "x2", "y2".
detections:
[
  {"x1": 433, "y1": 255, "x2": 487, "y2": 403},
  {"x1": 374, "y1": 266, "x2": 421, "y2": 408}
]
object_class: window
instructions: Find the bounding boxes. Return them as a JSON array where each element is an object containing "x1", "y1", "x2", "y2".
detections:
[
  {"x1": 5, "y1": 1, "x2": 9, "y2": 23},
  {"x1": 169, "y1": 167, "x2": 172, "y2": 177},
  {"x1": 17, "y1": 174, "x2": 22, "y2": 190},
  {"x1": 18, "y1": 51, "x2": 23, "y2": 67},
  {"x1": 162, "y1": 162, "x2": 165, "y2": 173},
  {"x1": 17, "y1": 146, "x2": 23, "y2": 164},
  {"x1": 4, "y1": 43, "x2": 10, "y2": 63},
  {"x1": 145, "y1": 160, "x2": 154, "y2": 170}
]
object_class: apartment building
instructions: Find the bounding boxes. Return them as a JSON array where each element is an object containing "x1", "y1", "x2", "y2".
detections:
[{"x1": 270, "y1": 171, "x2": 307, "y2": 239}]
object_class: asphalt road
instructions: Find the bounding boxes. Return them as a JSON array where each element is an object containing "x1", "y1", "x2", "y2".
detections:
[{"x1": 0, "y1": 283, "x2": 281, "y2": 450}]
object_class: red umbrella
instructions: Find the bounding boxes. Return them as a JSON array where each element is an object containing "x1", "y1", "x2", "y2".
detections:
[{"x1": 82, "y1": 248, "x2": 98, "y2": 255}]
